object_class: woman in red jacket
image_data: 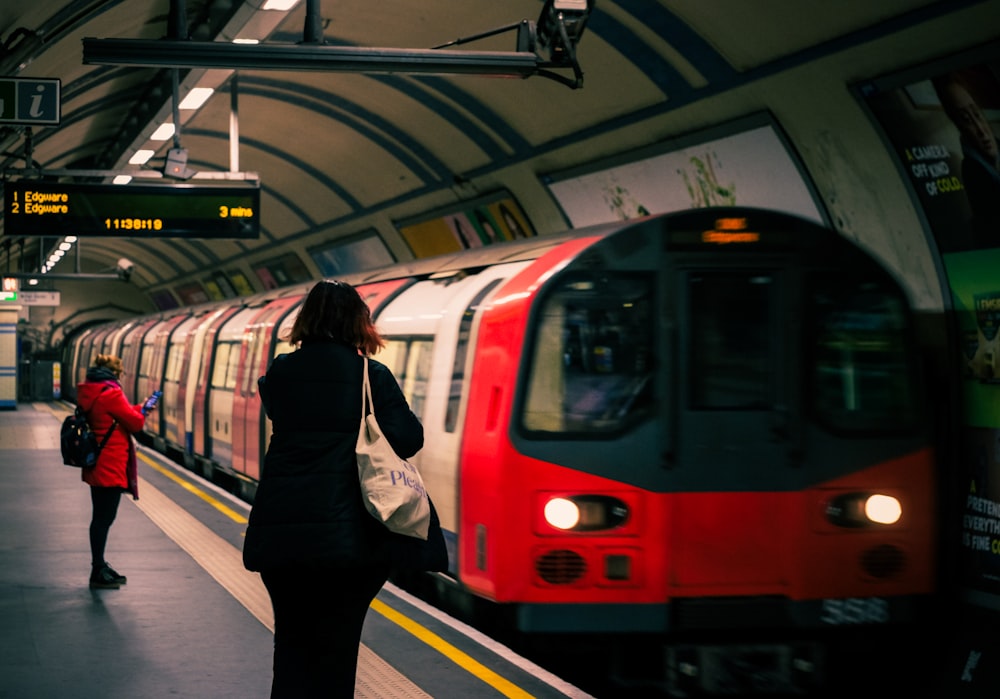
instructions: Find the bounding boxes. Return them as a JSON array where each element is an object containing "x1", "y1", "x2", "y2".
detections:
[{"x1": 75, "y1": 354, "x2": 150, "y2": 589}]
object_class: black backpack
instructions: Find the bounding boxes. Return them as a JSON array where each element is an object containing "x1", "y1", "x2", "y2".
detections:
[{"x1": 61, "y1": 387, "x2": 118, "y2": 468}]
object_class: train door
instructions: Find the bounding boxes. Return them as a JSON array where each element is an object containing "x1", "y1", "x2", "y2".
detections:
[
  {"x1": 232, "y1": 296, "x2": 301, "y2": 484},
  {"x1": 142, "y1": 313, "x2": 189, "y2": 444},
  {"x1": 162, "y1": 313, "x2": 204, "y2": 450},
  {"x1": 120, "y1": 318, "x2": 159, "y2": 402},
  {"x1": 670, "y1": 265, "x2": 797, "y2": 589},
  {"x1": 107, "y1": 320, "x2": 137, "y2": 359},
  {"x1": 190, "y1": 306, "x2": 242, "y2": 462},
  {"x1": 207, "y1": 306, "x2": 261, "y2": 472}
]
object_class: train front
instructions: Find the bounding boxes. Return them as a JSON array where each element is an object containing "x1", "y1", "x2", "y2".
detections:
[{"x1": 457, "y1": 208, "x2": 938, "y2": 694}]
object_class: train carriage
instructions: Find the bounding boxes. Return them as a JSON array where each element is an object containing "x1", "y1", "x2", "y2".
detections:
[{"x1": 63, "y1": 208, "x2": 938, "y2": 693}]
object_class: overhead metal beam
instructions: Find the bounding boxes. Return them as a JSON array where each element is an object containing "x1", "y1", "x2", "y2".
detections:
[
  {"x1": 2, "y1": 272, "x2": 122, "y2": 281},
  {"x1": 83, "y1": 39, "x2": 541, "y2": 77},
  {"x1": 1, "y1": 167, "x2": 259, "y2": 180}
]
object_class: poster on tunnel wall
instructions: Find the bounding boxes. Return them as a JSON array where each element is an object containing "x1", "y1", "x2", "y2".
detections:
[
  {"x1": 862, "y1": 47, "x2": 1000, "y2": 599},
  {"x1": 395, "y1": 192, "x2": 535, "y2": 259},
  {"x1": 541, "y1": 117, "x2": 825, "y2": 228}
]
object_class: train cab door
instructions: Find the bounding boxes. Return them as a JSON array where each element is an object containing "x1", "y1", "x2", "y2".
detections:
[{"x1": 670, "y1": 265, "x2": 799, "y2": 590}]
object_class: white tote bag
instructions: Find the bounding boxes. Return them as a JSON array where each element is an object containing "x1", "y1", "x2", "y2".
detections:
[{"x1": 356, "y1": 357, "x2": 430, "y2": 540}]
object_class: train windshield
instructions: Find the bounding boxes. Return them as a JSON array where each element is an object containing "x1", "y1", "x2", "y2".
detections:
[
  {"x1": 522, "y1": 273, "x2": 654, "y2": 435},
  {"x1": 808, "y1": 277, "x2": 918, "y2": 432},
  {"x1": 688, "y1": 272, "x2": 774, "y2": 410}
]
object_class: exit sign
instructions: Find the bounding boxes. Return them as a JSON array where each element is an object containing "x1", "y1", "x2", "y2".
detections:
[{"x1": 0, "y1": 78, "x2": 61, "y2": 125}]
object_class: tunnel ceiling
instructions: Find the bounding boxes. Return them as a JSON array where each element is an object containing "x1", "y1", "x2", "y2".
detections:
[{"x1": 0, "y1": 0, "x2": 980, "y2": 300}]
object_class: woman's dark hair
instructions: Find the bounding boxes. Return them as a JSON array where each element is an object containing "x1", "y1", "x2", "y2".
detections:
[{"x1": 286, "y1": 280, "x2": 385, "y2": 356}]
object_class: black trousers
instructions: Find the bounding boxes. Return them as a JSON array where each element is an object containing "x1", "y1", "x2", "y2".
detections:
[
  {"x1": 261, "y1": 563, "x2": 390, "y2": 699},
  {"x1": 89, "y1": 486, "x2": 122, "y2": 568}
]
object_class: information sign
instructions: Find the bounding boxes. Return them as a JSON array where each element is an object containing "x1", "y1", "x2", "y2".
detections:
[
  {"x1": 3, "y1": 181, "x2": 260, "y2": 239},
  {"x1": 0, "y1": 78, "x2": 61, "y2": 125}
]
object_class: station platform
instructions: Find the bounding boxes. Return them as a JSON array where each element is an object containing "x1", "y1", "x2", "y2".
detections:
[{"x1": 0, "y1": 402, "x2": 594, "y2": 699}]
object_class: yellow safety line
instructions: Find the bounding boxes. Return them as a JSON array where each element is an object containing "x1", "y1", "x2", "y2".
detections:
[
  {"x1": 46, "y1": 407, "x2": 547, "y2": 698},
  {"x1": 370, "y1": 598, "x2": 536, "y2": 699},
  {"x1": 137, "y1": 451, "x2": 248, "y2": 524}
]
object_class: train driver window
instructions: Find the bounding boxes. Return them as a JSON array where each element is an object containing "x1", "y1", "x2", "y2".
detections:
[
  {"x1": 688, "y1": 273, "x2": 773, "y2": 410},
  {"x1": 522, "y1": 274, "x2": 654, "y2": 435},
  {"x1": 809, "y1": 279, "x2": 917, "y2": 431}
]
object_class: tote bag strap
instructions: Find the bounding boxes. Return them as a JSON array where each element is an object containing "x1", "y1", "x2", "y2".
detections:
[{"x1": 361, "y1": 356, "x2": 374, "y2": 418}]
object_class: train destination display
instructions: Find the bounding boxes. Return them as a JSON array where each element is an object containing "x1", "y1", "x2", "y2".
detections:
[{"x1": 3, "y1": 181, "x2": 260, "y2": 239}]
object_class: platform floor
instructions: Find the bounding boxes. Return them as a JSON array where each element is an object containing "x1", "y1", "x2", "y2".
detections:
[{"x1": 0, "y1": 403, "x2": 593, "y2": 699}]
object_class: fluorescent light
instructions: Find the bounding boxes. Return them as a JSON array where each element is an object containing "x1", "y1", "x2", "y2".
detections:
[
  {"x1": 262, "y1": 0, "x2": 301, "y2": 10},
  {"x1": 150, "y1": 123, "x2": 175, "y2": 141},
  {"x1": 129, "y1": 149, "x2": 155, "y2": 165},
  {"x1": 64, "y1": 236, "x2": 77, "y2": 243},
  {"x1": 113, "y1": 175, "x2": 133, "y2": 185},
  {"x1": 179, "y1": 87, "x2": 214, "y2": 110},
  {"x1": 58, "y1": 242, "x2": 72, "y2": 251},
  {"x1": 28, "y1": 278, "x2": 38, "y2": 286},
  {"x1": 233, "y1": 38, "x2": 260, "y2": 45}
]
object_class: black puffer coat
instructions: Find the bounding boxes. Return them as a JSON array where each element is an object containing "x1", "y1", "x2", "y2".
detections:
[{"x1": 243, "y1": 339, "x2": 423, "y2": 571}]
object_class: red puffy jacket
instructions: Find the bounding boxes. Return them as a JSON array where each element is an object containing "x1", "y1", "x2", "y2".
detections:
[{"x1": 75, "y1": 379, "x2": 147, "y2": 498}]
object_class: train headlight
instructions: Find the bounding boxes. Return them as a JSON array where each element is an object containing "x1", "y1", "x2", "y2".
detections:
[
  {"x1": 864, "y1": 494, "x2": 902, "y2": 524},
  {"x1": 543, "y1": 495, "x2": 629, "y2": 532},
  {"x1": 826, "y1": 492, "x2": 902, "y2": 527},
  {"x1": 544, "y1": 498, "x2": 580, "y2": 530}
]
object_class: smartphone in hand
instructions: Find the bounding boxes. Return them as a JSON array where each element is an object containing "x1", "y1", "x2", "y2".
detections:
[{"x1": 142, "y1": 390, "x2": 162, "y2": 415}]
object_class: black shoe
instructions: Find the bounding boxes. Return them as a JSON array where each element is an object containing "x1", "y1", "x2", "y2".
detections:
[
  {"x1": 89, "y1": 566, "x2": 122, "y2": 589},
  {"x1": 103, "y1": 564, "x2": 127, "y2": 585}
]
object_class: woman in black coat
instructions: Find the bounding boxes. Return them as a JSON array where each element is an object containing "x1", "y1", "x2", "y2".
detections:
[{"x1": 243, "y1": 280, "x2": 434, "y2": 699}]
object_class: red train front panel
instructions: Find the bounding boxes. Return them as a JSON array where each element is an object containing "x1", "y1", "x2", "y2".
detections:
[{"x1": 458, "y1": 210, "x2": 936, "y2": 636}]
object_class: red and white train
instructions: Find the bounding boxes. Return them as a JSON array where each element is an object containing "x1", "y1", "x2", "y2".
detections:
[{"x1": 65, "y1": 208, "x2": 938, "y2": 693}]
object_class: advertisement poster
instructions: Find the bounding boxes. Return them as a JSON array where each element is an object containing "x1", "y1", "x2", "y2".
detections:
[
  {"x1": 397, "y1": 193, "x2": 535, "y2": 259},
  {"x1": 252, "y1": 253, "x2": 312, "y2": 291},
  {"x1": 309, "y1": 229, "x2": 395, "y2": 276},
  {"x1": 543, "y1": 119, "x2": 824, "y2": 228},
  {"x1": 864, "y1": 52, "x2": 1000, "y2": 596},
  {"x1": 149, "y1": 290, "x2": 179, "y2": 311}
]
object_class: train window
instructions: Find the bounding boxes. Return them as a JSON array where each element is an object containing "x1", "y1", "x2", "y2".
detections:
[
  {"x1": 224, "y1": 342, "x2": 242, "y2": 390},
  {"x1": 688, "y1": 273, "x2": 773, "y2": 410},
  {"x1": 809, "y1": 279, "x2": 917, "y2": 431},
  {"x1": 139, "y1": 343, "x2": 155, "y2": 379},
  {"x1": 405, "y1": 340, "x2": 433, "y2": 419},
  {"x1": 211, "y1": 343, "x2": 232, "y2": 388},
  {"x1": 379, "y1": 337, "x2": 433, "y2": 420},
  {"x1": 273, "y1": 306, "x2": 299, "y2": 360},
  {"x1": 377, "y1": 339, "x2": 407, "y2": 377},
  {"x1": 165, "y1": 343, "x2": 183, "y2": 382},
  {"x1": 272, "y1": 338, "x2": 295, "y2": 358},
  {"x1": 522, "y1": 274, "x2": 654, "y2": 434}
]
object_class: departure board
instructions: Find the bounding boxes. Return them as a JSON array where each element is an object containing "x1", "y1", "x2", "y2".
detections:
[{"x1": 2, "y1": 181, "x2": 260, "y2": 239}]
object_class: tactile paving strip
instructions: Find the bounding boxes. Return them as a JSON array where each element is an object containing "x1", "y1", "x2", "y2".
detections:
[{"x1": 132, "y1": 475, "x2": 431, "y2": 698}]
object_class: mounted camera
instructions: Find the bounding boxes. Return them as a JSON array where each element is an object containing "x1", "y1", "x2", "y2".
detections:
[
  {"x1": 534, "y1": 0, "x2": 594, "y2": 66},
  {"x1": 116, "y1": 258, "x2": 135, "y2": 281}
]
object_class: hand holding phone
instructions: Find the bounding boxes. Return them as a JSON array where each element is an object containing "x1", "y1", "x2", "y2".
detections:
[{"x1": 142, "y1": 390, "x2": 162, "y2": 415}]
